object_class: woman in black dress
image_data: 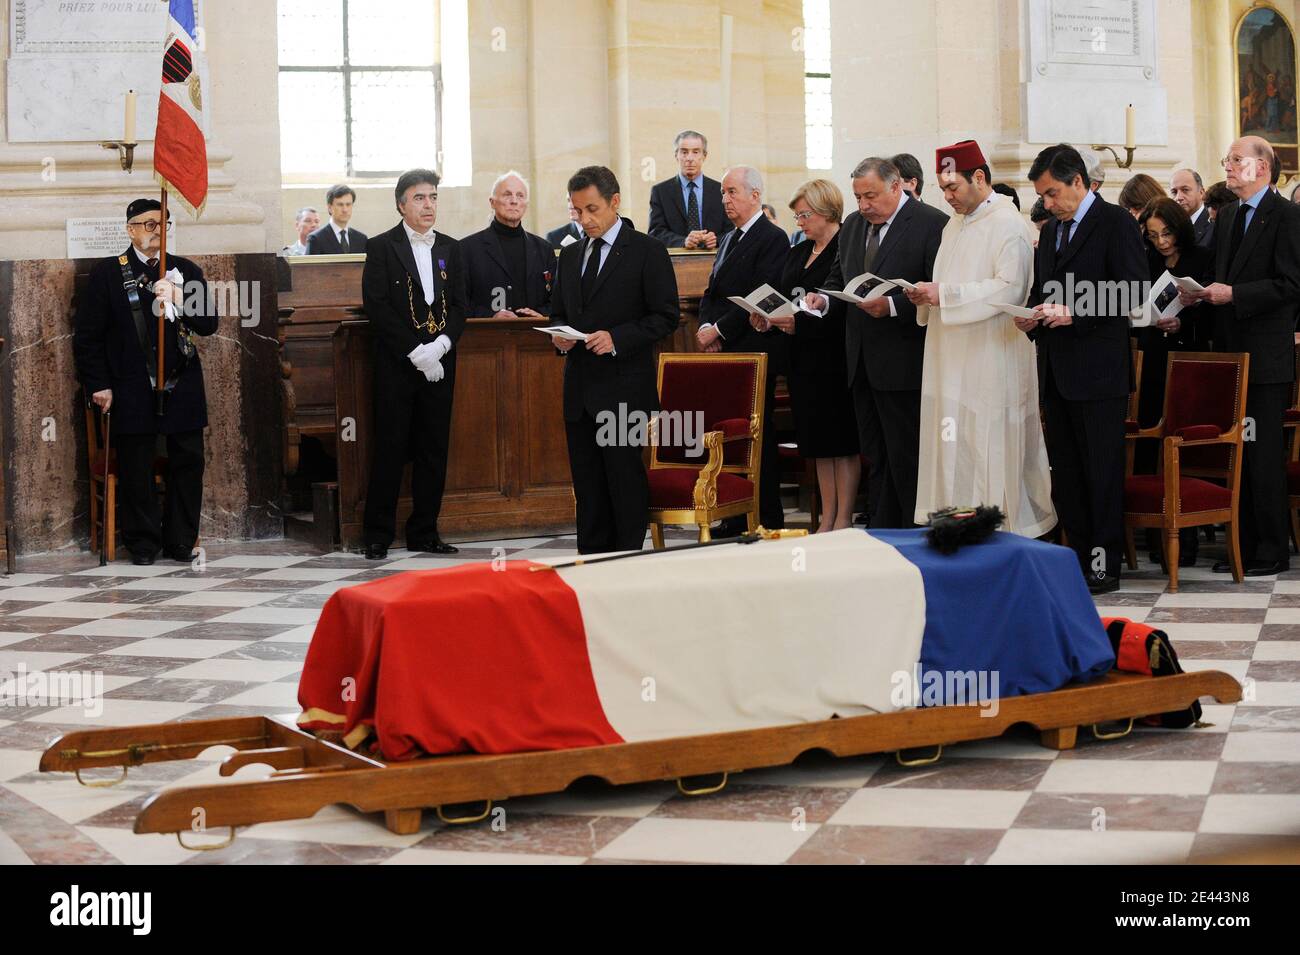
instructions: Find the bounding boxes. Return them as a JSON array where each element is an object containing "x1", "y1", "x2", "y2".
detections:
[
  {"x1": 1135, "y1": 196, "x2": 1213, "y2": 564},
  {"x1": 750, "y1": 179, "x2": 860, "y2": 531}
]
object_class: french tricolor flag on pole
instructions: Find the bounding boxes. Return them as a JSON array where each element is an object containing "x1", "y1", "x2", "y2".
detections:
[{"x1": 153, "y1": 0, "x2": 207, "y2": 217}]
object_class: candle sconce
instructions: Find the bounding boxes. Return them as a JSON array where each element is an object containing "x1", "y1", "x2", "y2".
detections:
[
  {"x1": 100, "y1": 141, "x2": 138, "y2": 173},
  {"x1": 1091, "y1": 144, "x2": 1136, "y2": 170}
]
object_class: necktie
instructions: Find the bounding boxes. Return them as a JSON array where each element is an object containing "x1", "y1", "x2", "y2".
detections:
[
  {"x1": 582, "y1": 236, "x2": 604, "y2": 302},
  {"x1": 862, "y1": 223, "x2": 882, "y2": 272},
  {"x1": 1055, "y1": 218, "x2": 1074, "y2": 254},
  {"x1": 146, "y1": 257, "x2": 159, "y2": 272},
  {"x1": 339, "y1": 229, "x2": 349, "y2": 253},
  {"x1": 1228, "y1": 202, "x2": 1249, "y2": 266},
  {"x1": 686, "y1": 181, "x2": 701, "y2": 232}
]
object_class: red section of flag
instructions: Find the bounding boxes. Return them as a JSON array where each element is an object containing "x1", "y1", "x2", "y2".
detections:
[
  {"x1": 297, "y1": 562, "x2": 623, "y2": 760},
  {"x1": 153, "y1": 94, "x2": 207, "y2": 216}
]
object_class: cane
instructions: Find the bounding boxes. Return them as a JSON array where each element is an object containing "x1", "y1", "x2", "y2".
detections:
[{"x1": 99, "y1": 407, "x2": 111, "y2": 567}]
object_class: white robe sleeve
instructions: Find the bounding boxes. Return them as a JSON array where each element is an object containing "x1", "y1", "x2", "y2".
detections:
[{"x1": 935, "y1": 228, "x2": 1033, "y2": 326}]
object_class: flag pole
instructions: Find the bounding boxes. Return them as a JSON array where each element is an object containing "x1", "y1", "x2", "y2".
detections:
[{"x1": 156, "y1": 188, "x2": 168, "y2": 416}]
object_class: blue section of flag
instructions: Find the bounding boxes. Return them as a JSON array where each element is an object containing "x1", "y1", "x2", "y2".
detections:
[
  {"x1": 869, "y1": 529, "x2": 1116, "y2": 702},
  {"x1": 169, "y1": 0, "x2": 196, "y2": 39}
]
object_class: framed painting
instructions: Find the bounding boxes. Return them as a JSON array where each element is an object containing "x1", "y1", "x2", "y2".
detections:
[{"x1": 1236, "y1": 4, "x2": 1298, "y2": 174}]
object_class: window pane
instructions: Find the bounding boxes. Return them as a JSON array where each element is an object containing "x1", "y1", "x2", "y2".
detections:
[
  {"x1": 802, "y1": 0, "x2": 831, "y2": 74},
  {"x1": 350, "y1": 70, "x2": 437, "y2": 172},
  {"x1": 805, "y1": 76, "x2": 832, "y2": 170},
  {"x1": 280, "y1": 71, "x2": 347, "y2": 174},
  {"x1": 348, "y1": 0, "x2": 436, "y2": 67},
  {"x1": 278, "y1": 0, "x2": 343, "y2": 66}
]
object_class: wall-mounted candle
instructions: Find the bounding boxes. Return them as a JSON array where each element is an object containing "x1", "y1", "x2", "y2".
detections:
[
  {"x1": 124, "y1": 90, "x2": 137, "y2": 143},
  {"x1": 1125, "y1": 103, "x2": 1135, "y2": 150}
]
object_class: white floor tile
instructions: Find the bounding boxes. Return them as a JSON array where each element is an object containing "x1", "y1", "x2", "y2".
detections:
[
  {"x1": 1181, "y1": 659, "x2": 1251, "y2": 682},
  {"x1": 1220, "y1": 732, "x2": 1300, "y2": 762},
  {"x1": 246, "y1": 567, "x2": 364, "y2": 582},
  {"x1": 102, "y1": 637, "x2": 252, "y2": 659},
  {"x1": 29, "y1": 698, "x2": 205, "y2": 726},
  {"x1": 735, "y1": 756, "x2": 885, "y2": 787},
  {"x1": 1265, "y1": 608, "x2": 1300, "y2": 625},
  {"x1": 1156, "y1": 593, "x2": 1270, "y2": 609},
  {"x1": 4, "y1": 781, "x2": 142, "y2": 825},
  {"x1": 205, "y1": 556, "x2": 313, "y2": 569},
  {"x1": 53, "y1": 619, "x2": 196, "y2": 638},
  {"x1": 207, "y1": 608, "x2": 320, "y2": 625},
  {"x1": 0, "y1": 632, "x2": 37, "y2": 648},
  {"x1": 297, "y1": 581, "x2": 359, "y2": 596},
  {"x1": 0, "y1": 650, "x2": 95, "y2": 672},
  {"x1": 113, "y1": 576, "x2": 230, "y2": 592},
  {"x1": 1094, "y1": 605, "x2": 1149, "y2": 622},
  {"x1": 261, "y1": 624, "x2": 317, "y2": 643},
  {"x1": 380, "y1": 558, "x2": 475, "y2": 571},
  {"x1": 158, "y1": 591, "x2": 280, "y2": 608},
  {"x1": 1037, "y1": 759, "x2": 1218, "y2": 795},
  {"x1": 0, "y1": 747, "x2": 42, "y2": 782},
  {"x1": 78, "y1": 825, "x2": 201, "y2": 865},
  {"x1": 1252, "y1": 641, "x2": 1300, "y2": 661},
  {"x1": 11, "y1": 601, "x2": 142, "y2": 619},
  {"x1": 988, "y1": 829, "x2": 1193, "y2": 865},
  {"x1": 161, "y1": 659, "x2": 303, "y2": 682},
  {"x1": 73, "y1": 564, "x2": 187, "y2": 578},
  {"x1": 829, "y1": 787, "x2": 1030, "y2": 829},
  {"x1": 0, "y1": 587, "x2": 96, "y2": 602},
  {"x1": 1200, "y1": 794, "x2": 1300, "y2": 834},
  {"x1": 383, "y1": 849, "x2": 586, "y2": 865},
  {"x1": 0, "y1": 574, "x2": 57, "y2": 587},
  {"x1": 0, "y1": 827, "x2": 32, "y2": 864},
  {"x1": 593, "y1": 817, "x2": 816, "y2": 864},
  {"x1": 241, "y1": 805, "x2": 426, "y2": 848},
  {"x1": 218, "y1": 682, "x2": 301, "y2": 708},
  {"x1": 1240, "y1": 682, "x2": 1300, "y2": 706},
  {"x1": 1158, "y1": 623, "x2": 1260, "y2": 642}
]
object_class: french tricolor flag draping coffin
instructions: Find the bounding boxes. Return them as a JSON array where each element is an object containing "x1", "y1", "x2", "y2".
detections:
[
  {"x1": 297, "y1": 529, "x2": 1114, "y2": 761},
  {"x1": 153, "y1": 0, "x2": 208, "y2": 217}
]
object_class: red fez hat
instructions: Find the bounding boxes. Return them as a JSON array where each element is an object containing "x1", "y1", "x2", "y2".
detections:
[{"x1": 936, "y1": 140, "x2": 987, "y2": 174}]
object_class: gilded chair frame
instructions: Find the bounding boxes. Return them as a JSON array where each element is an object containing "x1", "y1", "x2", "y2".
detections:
[{"x1": 647, "y1": 352, "x2": 767, "y2": 549}]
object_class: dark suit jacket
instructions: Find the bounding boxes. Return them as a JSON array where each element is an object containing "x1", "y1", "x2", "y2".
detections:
[
  {"x1": 461, "y1": 223, "x2": 554, "y2": 317},
  {"x1": 822, "y1": 196, "x2": 948, "y2": 391},
  {"x1": 1211, "y1": 188, "x2": 1300, "y2": 386},
  {"x1": 1028, "y1": 193, "x2": 1149, "y2": 401},
  {"x1": 1193, "y1": 206, "x2": 1215, "y2": 250},
  {"x1": 550, "y1": 222, "x2": 680, "y2": 420},
  {"x1": 648, "y1": 175, "x2": 733, "y2": 247},
  {"x1": 697, "y1": 215, "x2": 790, "y2": 356},
  {"x1": 361, "y1": 223, "x2": 467, "y2": 376},
  {"x1": 73, "y1": 248, "x2": 218, "y2": 435},
  {"x1": 546, "y1": 221, "x2": 583, "y2": 249},
  {"x1": 305, "y1": 223, "x2": 368, "y2": 255}
]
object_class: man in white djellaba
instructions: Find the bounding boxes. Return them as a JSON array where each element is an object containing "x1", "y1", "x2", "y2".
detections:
[{"x1": 903, "y1": 140, "x2": 1056, "y2": 538}]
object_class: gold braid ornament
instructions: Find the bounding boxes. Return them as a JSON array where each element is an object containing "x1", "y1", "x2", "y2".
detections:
[{"x1": 407, "y1": 272, "x2": 448, "y2": 336}]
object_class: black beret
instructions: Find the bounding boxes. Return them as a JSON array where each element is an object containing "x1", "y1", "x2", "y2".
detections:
[{"x1": 126, "y1": 198, "x2": 166, "y2": 220}]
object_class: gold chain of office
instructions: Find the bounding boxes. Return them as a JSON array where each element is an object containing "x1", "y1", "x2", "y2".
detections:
[{"x1": 407, "y1": 273, "x2": 447, "y2": 335}]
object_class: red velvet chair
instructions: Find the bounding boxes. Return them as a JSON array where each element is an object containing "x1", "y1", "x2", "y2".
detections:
[
  {"x1": 647, "y1": 352, "x2": 766, "y2": 548},
  {"x1": 1124, "y1": 352, "x2": 1249, "y2": 592}
]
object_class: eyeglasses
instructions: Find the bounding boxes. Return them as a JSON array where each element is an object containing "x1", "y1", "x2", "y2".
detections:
[
  {"x1": 793, "y1": 211, "x2": 817, "y2": 221},
  {"x1": 127, "y1": 219, "x2": 173, "y2": 232},
  {"x1": 1145, "y1": 230, "x2": 1174, "y2": 242}
]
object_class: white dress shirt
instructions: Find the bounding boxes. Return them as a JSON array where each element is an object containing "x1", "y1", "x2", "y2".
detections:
[
  {"x1": 705, "y1": 208, "x2": 765, "y2": 340},
  {"x1": 403, "y1": 221, "x2": 451, "y2": 358},
  {"x1": 579, "y1": 217, "x2": 623, "y2": 357}
]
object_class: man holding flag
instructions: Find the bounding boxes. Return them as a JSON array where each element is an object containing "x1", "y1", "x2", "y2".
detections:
[{"x1": 70, "y1": 0, "x2": 215, "y2": 565}]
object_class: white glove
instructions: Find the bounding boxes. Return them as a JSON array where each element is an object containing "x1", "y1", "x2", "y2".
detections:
[
  {"x1": 155, "y1": 266, "x2": 185, "y2": 322},
  {"x1": 427, "y1": 357, "x2": 445, "y2": 383},
  {"x1": 407, "y1": 342, "x2": 436, "y2": 372},
  {"x1": 430, "y1": 334, "x2": 452, "y2": 362}
]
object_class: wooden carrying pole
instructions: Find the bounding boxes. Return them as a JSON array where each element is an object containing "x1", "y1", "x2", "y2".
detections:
[{"x1": 155, "y1": 189, "x2": 168, "y2": 416}]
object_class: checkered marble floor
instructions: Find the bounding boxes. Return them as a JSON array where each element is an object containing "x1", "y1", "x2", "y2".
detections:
[{"x1": 1, "y1": 528, "x2": 1297, "y2": 865}]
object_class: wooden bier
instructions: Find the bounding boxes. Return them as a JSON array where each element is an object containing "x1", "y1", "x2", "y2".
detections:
[
  {"x1": 278, "y1": 250, "x2": 716, "y2": 547},
  {"x1": 40, "y1": 669, "x2": 1241, "y2": 848}
]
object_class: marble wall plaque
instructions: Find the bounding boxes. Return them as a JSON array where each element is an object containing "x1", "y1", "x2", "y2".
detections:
[
  {"x1": 6, "y1": 0, "x2": 207, "y2": 143},
  {"x1": 1023, "y1": 0, "x2": 1167, "y2": 147},
  {"x1": 66, "y1": 217, "x2": 178, "y2": 258}
]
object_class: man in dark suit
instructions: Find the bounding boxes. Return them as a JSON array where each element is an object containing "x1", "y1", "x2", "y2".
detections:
[
  {"x1": 360, "y1": 169, "x2": 467, "y2": 559},
  {"x1": 73, "y1": 198, "x2": 218, "y2": 565},
  {"x1": 648, "y1": 130, "x2": 733, "y2": 249},
  {"x1": 1171, "y1": 168, "x2": 1215, "y2": 249},
  {"x1": 462, "y1": 170, "x2": 553, "y2": 318},
  {"x1": 695, "y1": 165, "x2": 791, "y2": 531},
  {"x1": 546, "y1": 196, "x2": 584, "y2": 249},
  {"x1": 1182, "y1": 136, "x2": 1300, "y2": 576},
  {"x1": 1020, "y1": 144, "x2": 1149, "y2": 595},
  {"x1": 804, "y1": 157, "x2": 948, "y2": 530},
  {"x1": 305, "y1": 183, "x2": 368, "y2": 254},
  {"x1": 551, "y1": 165, "x2": 679, "y2": 554}
]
